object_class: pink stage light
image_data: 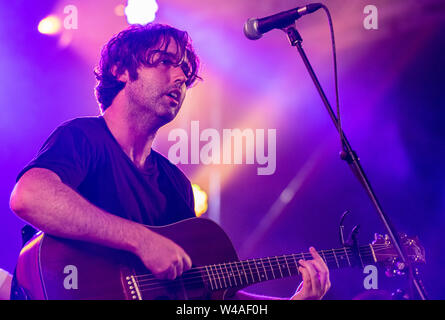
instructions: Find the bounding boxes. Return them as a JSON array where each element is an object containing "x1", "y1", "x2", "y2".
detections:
[{"x1": 124, "y1": 0, "x2": 158, "y2": 25}]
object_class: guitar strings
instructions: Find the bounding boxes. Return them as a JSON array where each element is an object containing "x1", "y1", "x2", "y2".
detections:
[
  {"x1": 134, "y1": 244, "x2": 389, "y2": 286},
  {"x1": 135, "y1": 250, "x2": 391, "y2": 294},
  {"x1": 130, "y1": 245, "x2": 392, "y2": 293},
  {"x1": 133, "y1": 243, "x2": 389, "y2": 282},
  {"x1": 134, "y1": 248, "x2": 393, "y2": 293}
]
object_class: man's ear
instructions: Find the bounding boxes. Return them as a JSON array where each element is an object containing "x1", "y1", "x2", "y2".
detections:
[{"x1": 112, "y1": 65, "x2": 129, "y2": 82}]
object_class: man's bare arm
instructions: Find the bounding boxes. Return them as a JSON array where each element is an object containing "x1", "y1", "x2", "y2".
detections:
[{"x1": 9, "y1": 167, "x2": 191, "y2": 280}]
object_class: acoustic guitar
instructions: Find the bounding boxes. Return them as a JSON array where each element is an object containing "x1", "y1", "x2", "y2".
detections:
[{"x1": 15, "y1": 217, "x2": 425, "y2": 299}]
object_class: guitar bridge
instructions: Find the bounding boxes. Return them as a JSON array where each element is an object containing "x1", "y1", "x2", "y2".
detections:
[{"x1": 125, "y1": 275, "x2": 142, "y2": 300}]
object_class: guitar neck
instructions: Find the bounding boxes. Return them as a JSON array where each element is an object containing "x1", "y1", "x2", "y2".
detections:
[{"x1": 203, "y1": 245, "x2": 376, "y2": 291}]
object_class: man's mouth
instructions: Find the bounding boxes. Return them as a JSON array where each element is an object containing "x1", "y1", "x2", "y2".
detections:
[{"x1": 165, "y1": 89, "x2": 181, "y2": 104}]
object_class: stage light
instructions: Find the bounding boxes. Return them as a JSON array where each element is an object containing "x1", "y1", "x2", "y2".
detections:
[
  {"x1": 124, "y1": 0, "x2": 158, "y2": 25},
  {"x1": 37, "y1": 15, "x2": 62, "y2": 35},
  {"x1": 192, "y1": 184, "x2": 208, "y2": 217}
]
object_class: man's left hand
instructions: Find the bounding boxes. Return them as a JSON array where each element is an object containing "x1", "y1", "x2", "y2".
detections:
[{"x1": 290, "y1": 247, "x2": 331, "y2": 300}]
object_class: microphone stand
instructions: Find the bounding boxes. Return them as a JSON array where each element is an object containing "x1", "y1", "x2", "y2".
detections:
[{"x1": 281, "y1": 25, "x2": 428, "y2": 300}]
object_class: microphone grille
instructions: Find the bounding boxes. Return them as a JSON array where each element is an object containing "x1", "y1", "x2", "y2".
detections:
[{"x1": 243, "y1": 18, "x2": 262, "y2": 40}]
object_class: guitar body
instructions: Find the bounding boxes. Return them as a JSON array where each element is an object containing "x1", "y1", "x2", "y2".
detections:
[{"x1": 16, "y1": 218, "x2": 240, "y2": 300}]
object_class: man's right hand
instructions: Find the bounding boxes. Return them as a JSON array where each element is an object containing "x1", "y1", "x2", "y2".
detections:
[
  {"x1": 134, "y1": 228, "x2": 192, "y2": 280},
  {"x1": 10, "y1": 168, "x2": 192, "y2": 281}
]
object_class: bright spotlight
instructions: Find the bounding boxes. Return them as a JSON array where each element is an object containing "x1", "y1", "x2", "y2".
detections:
[
  {"x1": 37, "y1": 15, "x2": 62, "y2": 35},
  {"x1": 192, "y1": 184, "x2": 208, "y2": 217},
  {"x1": 124, "y1": 0, "x2": 158, "y2": 25}
]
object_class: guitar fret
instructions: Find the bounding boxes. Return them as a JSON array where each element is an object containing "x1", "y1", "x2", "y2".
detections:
[
  {"x1": 292, "y1": 254, "x2": 300, "y2": 276},
  {"x1": 214, "y1": 264, "x2": 222, "y2": 290},
  {"x1": 229, "y1": 262, "x2": 238, "y2": 287},
  {"x1": 321, "y1": 250, "x2": 327, "y2": 264},
  {"x1": 275, "y1": 256, "x2": 284, "y2": 278},
  {"x1": 207, "y1": 265, "x2": 214, "y2": 290},
  {"x1": 223, "y1": 263, "x2": 232, "y2": 288},
  {"x1": 369, "y1": 244, "x2": 377, "y2": 263},
  {"x1": 332, "y1": 249, "x2": 340, "y2": 268},
  {"x1": 204, "y1": 266, "x2": 214, "y2": 291},
  {"x1": 267, "y1": 257, "x2": 276, "y2": 279},
  {"x1": 218, "y1": 264, "x2": 227, "y2": 289},
  {"x1": 235, "y1": 262, "x2": 243, "y2": 285},
  {"x1": 259, "y1": 259, "x2": 267, "y2": 281},
  {"x1": 212, "y1": 265, "x2": 218, "y2": 290},
  {"x1": 246, "y1": 260, "x2": 254, "y2": 284},
  {"x1": 343, "y1": 247, "x2": 351, "y2": 267},
  {"x1": 283, "y1": 255, "x2": 292, "y2": 277},
  {"x1": 253, "y1": 259, "x2": 262, "y2": 282},
  {"x1": 337, "y1": 249, "x2": 348, "y2": 268},
  {"x1": 210, "y1": 265, "x2": 219, "y2": 290},
  {"x1": 241, "y1": 261, "x2": 249, "y2": 284},
  {"x1": 260, "y1": 258, "x2": 269, "y2": 281},
  {"x1": 213, "y1": 264, "x2": 222, "y2": 289}
]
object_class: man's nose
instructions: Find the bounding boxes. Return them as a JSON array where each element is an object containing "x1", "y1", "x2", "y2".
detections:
[{"x1": 171, "y1": 65, "x2": 187, "y2": 86}]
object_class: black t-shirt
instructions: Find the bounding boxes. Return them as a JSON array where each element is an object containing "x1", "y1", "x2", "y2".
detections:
[{"x1": 17, "y1": 116, "x2": 195, "y2": 226}]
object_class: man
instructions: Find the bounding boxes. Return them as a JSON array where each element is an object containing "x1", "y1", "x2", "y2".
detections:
[{"x1": 9, "y1": 23, "x2": 330, "y2": 300}]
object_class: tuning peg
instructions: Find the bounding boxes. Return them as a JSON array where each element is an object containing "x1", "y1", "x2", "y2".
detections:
[
  {"x1": 374, "y1": 233, "x2": 384, "y2": 240},
  {"x1": 373, "y1": 233, "x2": 385, "y2": 244},
  {"x1": 385, "y1": 268, "x2": 405, "y2": 278},
  {"x1": 385, "y1": 260, "x2": 406, "y2": 278},
  {"x1": 396, "y1": 261, "x2": 406, "y2": 271}
]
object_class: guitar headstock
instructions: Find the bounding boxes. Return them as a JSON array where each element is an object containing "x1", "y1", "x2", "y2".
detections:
[{"x1": 371, "y1": 233, "x2": 425, "y2": 274}]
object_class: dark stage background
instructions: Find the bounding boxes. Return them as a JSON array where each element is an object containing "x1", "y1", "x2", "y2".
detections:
[{"x1": 0, "y1": 0, "x2": 444, "y2": 299}]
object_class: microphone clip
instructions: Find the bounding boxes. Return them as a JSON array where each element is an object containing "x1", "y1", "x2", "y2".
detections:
[{"x1": 282, "y1": 25, "x2": 303, "y2": 47}]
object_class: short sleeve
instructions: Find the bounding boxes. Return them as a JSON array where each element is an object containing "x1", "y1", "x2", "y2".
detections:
[{"x1": 16, "y1": 123, "x2": 93, "y2": 189}]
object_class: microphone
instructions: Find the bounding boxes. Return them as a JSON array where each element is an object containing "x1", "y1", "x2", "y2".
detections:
[{"x1": 243, "y1": 3, "x2": 323, "y2": 40}]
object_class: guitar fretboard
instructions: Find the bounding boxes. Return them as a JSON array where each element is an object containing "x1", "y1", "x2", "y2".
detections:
[{"x1": 203, "y1": 245, "x2": 376, "y2": 291}]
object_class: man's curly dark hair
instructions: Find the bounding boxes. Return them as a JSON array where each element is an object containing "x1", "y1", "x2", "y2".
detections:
[{"x1": 94, "y1": 23, "x2": 201, "y2": 113}]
